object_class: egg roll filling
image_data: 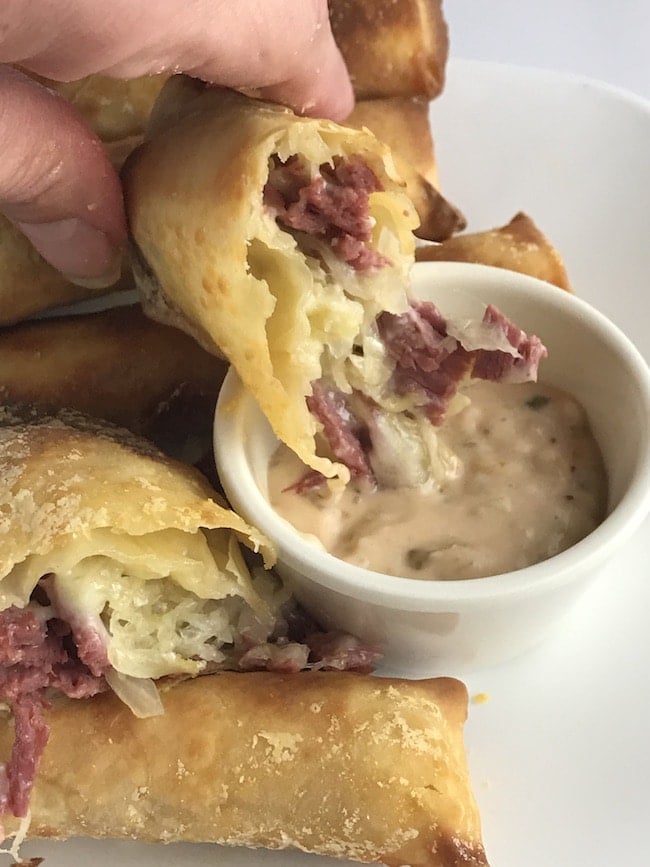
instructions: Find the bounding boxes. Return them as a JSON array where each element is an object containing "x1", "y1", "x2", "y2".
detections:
[
  {"x1": 298, "y1": 300, "x2": 548, "y2": 492},
  {"x1": 263, "y1": 154, "x2": 390, "y2": 273},
  {"x1": 262, "y1": 153, "x2": 547, "y2": 490},
  {"x1": 0, "y1": 529, "x2": 379, "y2": 818},
  {"x1": 263, "y1": 154, "x2": 546, "y2": 491}
]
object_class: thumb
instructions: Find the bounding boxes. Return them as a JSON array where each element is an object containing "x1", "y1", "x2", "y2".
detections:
[{"x1": 0, "y1": 65, "x2": 126, "y2": 286}]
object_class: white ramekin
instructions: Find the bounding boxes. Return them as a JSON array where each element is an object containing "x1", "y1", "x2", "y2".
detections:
[{"x1": 214, "y1": 262, "x2": 650, "y2": 676}]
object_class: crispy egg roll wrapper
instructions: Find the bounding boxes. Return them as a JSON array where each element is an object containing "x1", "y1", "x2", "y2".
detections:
[
  {"x1": 329, "y1": 0, "x2": 449, "y2": 100},
  {"x1": 0, "y1": 407, "x2": 272, "y2": 621},
  {"x1": 0, "y1": 304, "x2": 227, "y2": 463},
  {"x1": 123, "y1": 79, "x2": 419, "y2": 480},
  {"x1": 416, "y1": 212, "x2": 571, "y2": 291},
  {"x1": 344, "y1": 97, "x2": 466, "y2": 240},
  {"x1": 0, "y1": 672, "x2": 489, "y2": 867}
]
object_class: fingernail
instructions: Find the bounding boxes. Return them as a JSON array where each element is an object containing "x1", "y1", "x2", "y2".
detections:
[
  {"x1": 18, "y1": 218, "x2": 123, "y2": 289},
  {"x1": 63, "y1": 256, "x2": 124, "y2": 290}
]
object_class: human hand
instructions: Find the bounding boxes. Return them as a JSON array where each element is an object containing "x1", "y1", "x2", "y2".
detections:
[{"x1": 0, "y1": 0, "x2": 353, "y2": 285}]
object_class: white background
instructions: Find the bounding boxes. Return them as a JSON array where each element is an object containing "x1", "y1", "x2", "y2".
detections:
[{"x1": 445, "y1": 0, "x2": 650, "y2": 99}]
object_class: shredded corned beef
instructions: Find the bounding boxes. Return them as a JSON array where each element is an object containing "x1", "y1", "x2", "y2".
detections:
[
  {"x1": 306, "y1": 300, "x2": 547, "y2": 482},
  {"x1": 4, "y1": 696, "x2": 49, "y2": 822},
  {"x1": 472, "y1": 304, "x2": 548, "y2": 382},
  {"x1": 0, "y1": 605, "x2": 108, "y2": 817},
  {"x1": 0, "y1": 588, "x2": 380, "y2": 819},
  {"x1": 378, "y1": 302, "x2": 475, "y2": 425},
  {"x1": 239, "y1": 633, "x2": 380, "y2": 674},
  {"x1": 263, "y1": 155, "x2": 389, "y2": 272},
  {"x1": 306, "y1": 381, "x2": 373, "y2": 482},
  {"x1": 378, "y1": 299, "x2": 546, "y2": 425},
  {"x1": 377, "y1": 302, "x2": 457, "y2": 374},
  {"x1": 286, "y1": 468, "x2": 329, "y2": 495},
  {"x1": 394, "y1": 348, "x2": 474, "y2": 426}
]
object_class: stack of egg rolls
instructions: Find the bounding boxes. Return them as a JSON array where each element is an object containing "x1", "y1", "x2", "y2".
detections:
[
  {"x1": 0, "y1": 303, "x2": 227, "y2": 465},
  {"x1": 0, "y1": 6, "x2": 491, "y2": 862},
  {"x1": 0, "y1": 0, "x2": 456, "y2": 326},
  {"x1": 0, "y1": 407, "x2": 488, "y2": 866}
]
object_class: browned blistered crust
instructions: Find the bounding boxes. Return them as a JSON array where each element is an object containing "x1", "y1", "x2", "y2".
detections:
[
  {"x1": 0, "y1": 304, "x2": 227, "y2": 461},
  {"x1": 0, "y1": 672, "x2": 489, "y2": 866},
  {"x1": 344, "y1": 97, "x2": 466, "y2": 241},
  {"x1": 329, "y1": 0, "x2": 449, "y2": 99},
  {"x1": 0, "y1": 407, "x2": 270, "y2": 579},
  {"x1": 416, "y1": 212, "x2": 571, "y2": 291}
]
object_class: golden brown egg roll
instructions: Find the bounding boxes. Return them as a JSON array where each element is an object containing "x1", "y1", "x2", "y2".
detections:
[
  {"x1": 329, "y1": 0, "x2": 449, "y2": 100},
  {"x1": 125, "y1": 79, "x2": 548, "y2": 492},
  {"x1": 123, "y1": 77, "x2": 419, "y2": 482},
  {"x1": 344, "y1": 97, "x2": 466, "y2": 240},
  {"x1": 0, "y1": 672, "x2": 489, "y2": 867},
  {"x1": 0, "y1": 406, "x2": 274, "y2": 662},
  {"x1": 0, "y1": 304, "x2": 227, "y2": 463},
  {"x1": 416, "y1": 212, "x2": 571, "y2": 291},
  {"x1": 0, "y1": 405, "x2": 287, "y2": 819},
  {"x1": 0, "y1": 409, "x2": 384, "y2": 823}
]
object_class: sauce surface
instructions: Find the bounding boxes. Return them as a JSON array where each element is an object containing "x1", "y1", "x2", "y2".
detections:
[{"x1": 268, "y1": 381, "x2": 608, "y2": 580}]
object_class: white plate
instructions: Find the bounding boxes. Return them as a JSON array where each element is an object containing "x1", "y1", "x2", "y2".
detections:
[{"x1": 17, "y1": 60, "x2": 650, "y2": 867}]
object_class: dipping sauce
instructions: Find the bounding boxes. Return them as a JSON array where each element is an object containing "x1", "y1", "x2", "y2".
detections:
[{"x1": 268, "y1": 381, "x2": 608, "y2": 580}]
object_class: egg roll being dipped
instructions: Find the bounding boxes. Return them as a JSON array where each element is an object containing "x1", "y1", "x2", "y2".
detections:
[
  {"x1": 123, "y1": 77, "x2": 421, "y2": 484},
  {"x1": 124, "y1": 78, "x2": 546, "y2": 493},
  {"x1": 0, "y1": 672, "x2": 489, "y2": 867}
]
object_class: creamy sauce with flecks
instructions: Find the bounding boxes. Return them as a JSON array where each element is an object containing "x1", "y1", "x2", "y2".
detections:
[{"x1": 268, "y1": 381, "x2": 608, "y2": 580}]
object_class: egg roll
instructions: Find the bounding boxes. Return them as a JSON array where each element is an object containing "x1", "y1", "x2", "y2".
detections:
[
  {"x1": 329, "y1": 0, "x2": 449, "y2": 100},
  {"x1": 125, "y1": 79, "x2": 548, "y2": 494},
  {"x1": 123, "y1": 77, "x2": 420, "y2": 482},
  {"x1": 416, "y1": 212, "x2": 572, "y2": 291},
  {"x1": 0, "y1": 406, "x2": 278, "y2": 817},
  {"x1": 0, "y1": 407, "x2": 382, "y2": 821},
  {"x1": 0, "y1": 672, "x2": 489, "y2": 867},
  {"x1": 0, "y1": 304, "x2": 227, "y2": 463},
  {"x1": 344, "y1": 97, "x2": 466, "y2": 240}
]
